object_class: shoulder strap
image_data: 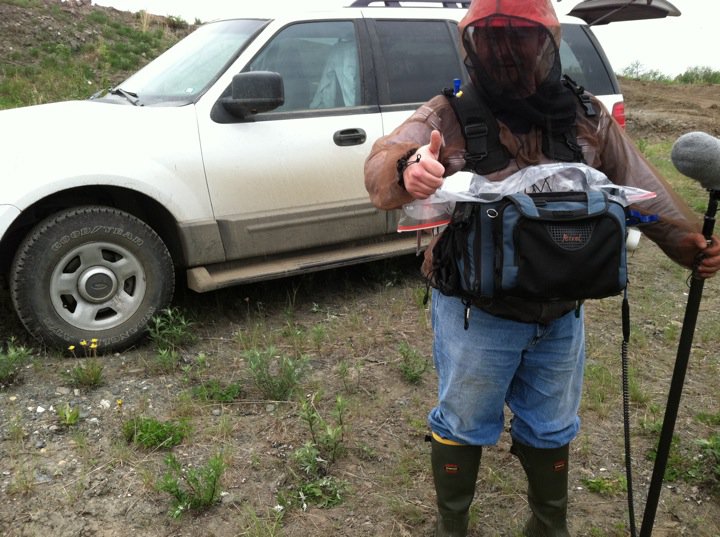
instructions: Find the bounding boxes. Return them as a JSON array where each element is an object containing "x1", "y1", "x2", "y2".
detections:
[
  {"x1": 542, "y1": 74, "x2": 599, "y2": 163},
  {"x1": 562, "y1": 74, "x2": 597, "y2": 118},
  {"x1": 444, "y1": 83, "x2": 510, "y2": 174}
]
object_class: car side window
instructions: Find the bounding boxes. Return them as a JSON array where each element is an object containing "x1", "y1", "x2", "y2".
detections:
[
  {"x1": 559, "y1": 24, "x2": 615, "y2": 96},
  {"x1": 246, "y1": 21, "x2": 360, "y2": 112},
  {"x1": 374, "y1": 20, "x2": 461, "y2": 104}
]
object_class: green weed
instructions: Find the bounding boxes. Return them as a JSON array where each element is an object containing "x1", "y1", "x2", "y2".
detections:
[
  {"x1": 241, "y1": 506, "x2": 285, "y2": 537},
  {"x1": 581, "y1": 474, "x2": 627, "y2": 496},
  {"x1": 582, "y1": 362, "x2": 615, "y2": 416},
  {"x1": 151, "y1": 348, "x2": 181, "y2": 373},
  {"x1": 243, "y1": 347, "x2": 308, "y2": 401},
  {"x1": 397, "y1": 341, "x2": 429, "y2": 384},
  {"x1": 122, "y1": 416, "x2": 187, "y2": 449},
  {"x1": 62, "y1": 358, "x2": 105, "y2": 388},
  {"x1": 0, "y1": 338, "x2": 32, "y2": 387},
  {"x1": 298, "y1": 393, "x2": 348, "y2": 467},
  {"x1": 192, "y1": 379, "x2": 244, "y2": 403},
  {"x1": 697, "y1": 434, "x2": 720, "y2": 481},
  {"x1": 6, "y1": 464, "x2": 35, "y2": 496},
  {"x1": 7, "y1": 416, "x2": 26, "y2": 444},
  {"x1": 310, "y1": 324, "x2": 327, "y2": 352},
  {"x1": 296, "y1": 476, "x2": 346, "y2": 509},
  {"x1": 148, "y1": 307, "x2": 196, "y2": 352},
  {"x1": 56, "y1": 402, "x2": 81, "y2": 427},
  {"x1": 337, "y1": 359, "x2": 362, "y2": 394},
  {"x1": 293, "y1": 442, "x2": 323, "y2": 478},
  {"x1": 157, "y1": 452, "x2": 225, "y2": 518},
  {"x1": 696, "y1": 412, "x2": 720, "y2": 427}
]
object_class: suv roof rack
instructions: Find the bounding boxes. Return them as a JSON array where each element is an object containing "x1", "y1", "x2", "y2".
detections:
[{"x1": 349, "y1": 1, "x2": 470, "y2": 7}]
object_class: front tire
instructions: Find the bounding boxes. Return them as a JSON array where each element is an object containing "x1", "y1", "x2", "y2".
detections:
[{"x1": 10, "y1": 206, "x2": 175, "y2": 352}]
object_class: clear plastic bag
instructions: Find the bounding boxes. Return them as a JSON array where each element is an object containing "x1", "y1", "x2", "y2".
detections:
[{"x1": 398, "y1": 163, "x2": 656, "y2": 232}]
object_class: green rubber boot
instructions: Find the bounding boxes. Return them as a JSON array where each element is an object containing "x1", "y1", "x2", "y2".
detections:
[
  {"x1": 511, "y1": 440, "x2": 571, "y2": 537},
  {"x1": 431, "y1": 436, "x2": 482, "y2": 537}
]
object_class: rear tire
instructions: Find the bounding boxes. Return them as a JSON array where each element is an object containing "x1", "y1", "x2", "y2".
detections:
[{"x1": 10, "y1": 206, "x2": 175, "y2": 352}]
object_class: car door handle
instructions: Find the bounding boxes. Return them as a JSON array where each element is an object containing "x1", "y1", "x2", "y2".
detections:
[{"x1": 333, "y1": 128, "x2": 366, "y2": 146}]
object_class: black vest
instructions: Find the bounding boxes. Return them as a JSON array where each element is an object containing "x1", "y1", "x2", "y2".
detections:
[{"x1": 444, "y1": 75, "x2": 596, "y2": 175}]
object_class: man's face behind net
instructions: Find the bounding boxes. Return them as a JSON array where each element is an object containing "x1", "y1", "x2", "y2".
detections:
[{"x1": 464, "y1": 17, "x2": 558, "y2": 99}]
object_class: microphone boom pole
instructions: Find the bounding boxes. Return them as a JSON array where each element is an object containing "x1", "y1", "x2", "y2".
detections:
[{"x1": 639, "y1": 141, "x2": 720, "y2": 536}]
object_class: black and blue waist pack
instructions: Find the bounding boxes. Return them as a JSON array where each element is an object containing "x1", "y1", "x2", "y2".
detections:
[{"x1": 429, "y1": 190, "x2": 628, "y2": 303}]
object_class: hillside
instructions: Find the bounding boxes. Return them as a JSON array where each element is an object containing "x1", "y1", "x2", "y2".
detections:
[{"x1": 0, "y1": 0, "x2": 191, "y2": 109}]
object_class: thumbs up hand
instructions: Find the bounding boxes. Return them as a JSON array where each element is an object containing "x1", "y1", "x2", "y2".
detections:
[{"x1": 402, "y1": 129, "x2": 445, "y2": 199}]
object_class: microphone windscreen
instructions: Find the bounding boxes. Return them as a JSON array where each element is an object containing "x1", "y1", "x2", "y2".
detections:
[{"x1": 670, "y1": 131, "x2": 720, "y2": 190}]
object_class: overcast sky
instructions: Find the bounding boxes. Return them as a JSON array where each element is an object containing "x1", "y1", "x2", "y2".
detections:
[{"x1": 93, "y1": 0, "x2": 719, "y2": 77}]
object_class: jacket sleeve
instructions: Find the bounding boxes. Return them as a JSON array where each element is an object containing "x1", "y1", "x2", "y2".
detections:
[
  {"x1": 579, "y1": 99, "x2": 702, "y2": 268},
  {"x1": 364, "y1": 95, "x2": 466, "y2": 210}
]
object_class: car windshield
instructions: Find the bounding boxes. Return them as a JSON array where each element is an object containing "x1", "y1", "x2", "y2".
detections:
[{"x1": 112, "y1": 19, "x2": 268, "y2": 106}]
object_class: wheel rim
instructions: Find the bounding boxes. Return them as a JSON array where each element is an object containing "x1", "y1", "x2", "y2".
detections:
[{"x1": 50, "y1": 241, "x2": 147, "y2": 332}]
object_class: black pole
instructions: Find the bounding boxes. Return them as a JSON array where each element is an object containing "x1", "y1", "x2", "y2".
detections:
[{"x1": 639, "y1": 190, "x2": 719, "y2": 537}]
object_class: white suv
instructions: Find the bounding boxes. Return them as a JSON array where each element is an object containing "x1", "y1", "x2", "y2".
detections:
[{"x1": 0, "y1": 0, "x2": 679, "y2": 350}]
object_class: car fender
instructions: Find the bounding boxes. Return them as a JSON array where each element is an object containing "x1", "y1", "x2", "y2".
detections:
[{"x1": 0, "y1": 100, "x2": 214, "y2": 240}]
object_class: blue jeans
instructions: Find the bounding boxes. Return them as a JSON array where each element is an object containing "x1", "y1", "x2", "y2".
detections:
[{"x1": 428, "y1": 290, "x2": 585, "y2": 449}]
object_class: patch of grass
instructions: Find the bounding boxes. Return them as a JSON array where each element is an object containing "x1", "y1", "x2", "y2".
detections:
[
  {"x1": 627, "y1": 366, "x2": 650, "y2": 405},
  {"x1": 0, "y1": 338, "x2": 32, "y2": 387},
  {"x1": 298, "y1": 393, "x2": 348, "y2": 467},
  {"x1": 150, "y1": 348, "x2": 182, "y2": 374},
  {"x1": 278, "y1": 474, "x2": 347, "y2": 511},
  {"x1": 6, "y1": 464, "x2": 35, "y2": 496},
  {"x1": 697, "y1": 434, "x2": 720, "y2": 481},
  {"x1": 243, "y1": 346, "x2": 308, "y2": 401},
  {"x1": 7, "y1": 416, "x2": 26, "y2": 444},
  {"x1": 56, "y1": 402, "x2": 81, "y2": 427},
  {"x1": 582, "y1": 362, "x2": 615, "y2": 416},
  {"x1": 148, "y1": 307, "x2": 196, "y2": 352},
  {"x1": 0, "y1": 4, "x2": 190, "y2": 110},
  {"x1": 645, "y1": 434, "x2": 702, "y2": 483},
  {"x1": 122, "y1": 416, "x2": 187, "y2": 450},
  {"x1": 337, "y1": 358, "x2": 363, "y2": 394},
  {"x1": 235, "y1": 321, "x2": 277, "y2": 352},
  {"x1": 295, "y1": 476, "x2": 346, "y2": 509},
  {"x1": 157, "y1": 452, "x2": 225, "y2": 518},
  {"x1": 696, "y1": 412, "x2": 720, "y2": 427},
  {"x1": 192, "y1": 379, "x2": 244, "y2": 403},
  {"x1": 388, "y1": 497, "x2": 425, "y2": 527},
  {"x1": 310, "y1": 323, "x2": 327, "y2": 352},
  {"x1": 62, "y1": 358, "x2": 105, "y2": 388},
  {"x1": 397, "y1": 341, "x2": 429, "y2": 384},
  {"x1": 581, "y1": 474, "x2": 627, "y2": 496},
  {"x1": 240, "y1": 506, "x2": 285, "y2": 537},
  {"x1": 641, "y1": 140, "x2": 708, "y2": 215}
]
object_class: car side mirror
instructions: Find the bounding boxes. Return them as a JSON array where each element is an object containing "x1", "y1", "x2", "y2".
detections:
[{"x1": 220, "y1": 71, "x2": 284, "y2": 118}]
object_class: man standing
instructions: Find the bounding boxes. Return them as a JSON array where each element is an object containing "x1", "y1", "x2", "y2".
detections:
[{"x1": 364, "y1": 1, "x2": 720, "y2": 535}]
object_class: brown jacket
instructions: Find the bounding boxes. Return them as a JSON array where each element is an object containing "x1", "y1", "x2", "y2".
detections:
[{"x1": 364, "y1": 94, "x2": 701, "y2": 322}]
